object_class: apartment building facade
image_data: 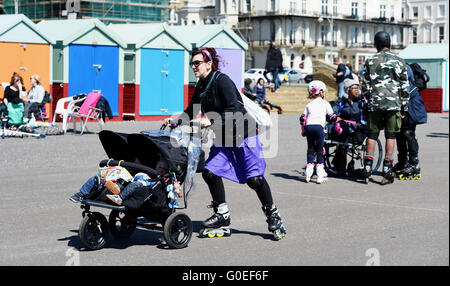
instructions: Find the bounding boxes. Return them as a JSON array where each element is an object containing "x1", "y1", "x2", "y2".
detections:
[
  {"x1": 178, "y1": 0, "x2": 412, "y2": 73},
  {"x1": 404, "y1": 0, "x2": 448, "y2": 44}
]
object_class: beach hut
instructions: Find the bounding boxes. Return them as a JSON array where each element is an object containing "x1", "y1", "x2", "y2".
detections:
[
  {"x1": 399, "y1": 44, "x2": 449, "y2": 113},
  {"x1": 109, "y1": 23, "x2": 189, "y2": 120},
  {"x1": 37, "y1": 19, "x2": 127, "y2": 119},
  {"x1": 169, "y1": 24, "x2": 248, "y2": 101},
  {"x1": 0, "y1": 14, "x2": 54, "y2": 118}
]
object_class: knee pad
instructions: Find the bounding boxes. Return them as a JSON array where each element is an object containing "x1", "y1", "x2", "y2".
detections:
[
  {"x1": 246, "y1": 177, "x2": 263, "y2": 190},
  {"x1": 367, "y1": 131, "x2": 380, "y2": 140},
  {"x1": 202, "y1": 169, "x2": 220, "y2": 185},
  {"x1": 402, "y1": 129, "x2": 415, "y2": 140},
  {"x1": 385, "y1": 131, "x2": 396, "y2": 140}
]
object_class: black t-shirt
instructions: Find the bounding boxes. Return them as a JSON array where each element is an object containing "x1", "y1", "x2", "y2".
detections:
[
  {"x1": 183, "y1": 71, "x2": 257, "y2": 147},
  {"x1": 335, "y1": 63, "x2": 347, "y2": 83},
  {"x1": 4, "y1": 86, "x2": 26, "y2": 105}
]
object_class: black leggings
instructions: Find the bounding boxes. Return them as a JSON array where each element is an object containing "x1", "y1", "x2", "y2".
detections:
[
  {"x1": 395, "y1": 122, "x2": 419, "y2": 162},
  {"x1": 202, "y1": 169, "x2": 273, "y2": 207}
]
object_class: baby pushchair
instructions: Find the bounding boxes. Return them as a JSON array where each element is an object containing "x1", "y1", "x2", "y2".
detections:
[{"x1": 77, "y1": 125, "x2": 205, "y2": 250}]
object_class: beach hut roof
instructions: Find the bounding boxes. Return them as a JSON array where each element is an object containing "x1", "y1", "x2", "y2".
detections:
[
  {"x1": 169, "y1": 24, "x2": 248, "y2": 51},
  {"x1": 0, "y1": 14, "x2": 55, "y2": 44},
  {"x1": 399, "y1": 44, "x2": 449, "y2": 60},
  {"x1": 109, "y1": 23, "x2": 190, "y2": 50},
  {"x1": 37, "y1": 18, "x2": 127, "y2": 48}
]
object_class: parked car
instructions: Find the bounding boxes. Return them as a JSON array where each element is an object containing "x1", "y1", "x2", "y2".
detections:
[
  {"x1": 285, "y1": 69, "x2": 304, "y2": 84},
  {"x1": 243, "y1": 68, "x2": 285, "y2": 85}
]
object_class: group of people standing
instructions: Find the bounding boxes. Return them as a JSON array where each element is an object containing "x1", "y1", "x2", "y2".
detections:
[{"x1": 300, "y1": 31, "x2": 426, "y2": 185}]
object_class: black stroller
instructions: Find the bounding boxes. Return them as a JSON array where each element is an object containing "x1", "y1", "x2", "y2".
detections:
[{"x1": 77, "y1": 125, "x2": 205, "y2": 250}]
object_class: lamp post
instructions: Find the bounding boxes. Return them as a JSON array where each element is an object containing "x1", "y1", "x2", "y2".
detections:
[{"x1": 318, "y1": 15, "x2": 334, "y2": 63}]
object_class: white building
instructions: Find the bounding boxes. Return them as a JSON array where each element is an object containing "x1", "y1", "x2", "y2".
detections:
[
  {"x1": 177, "y1": 0, "x2": 413, "y2": 73},
  {"x1": 403, "y1": 0, "x2": 448, "y2": 44}
]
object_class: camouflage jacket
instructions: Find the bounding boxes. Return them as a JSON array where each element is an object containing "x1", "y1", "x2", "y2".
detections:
[{"x1": 362, "y1": 49, "x2": 409, "y2": 112}]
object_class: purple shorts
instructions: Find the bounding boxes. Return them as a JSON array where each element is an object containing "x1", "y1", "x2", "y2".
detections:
[{"x1": 205, "y1": 136, "x2": 266, "y2": 184}]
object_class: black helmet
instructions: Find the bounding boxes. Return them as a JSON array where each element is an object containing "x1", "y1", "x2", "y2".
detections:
[{"x1": 374, "y1": 31, "x2": 391, "y2": 49}]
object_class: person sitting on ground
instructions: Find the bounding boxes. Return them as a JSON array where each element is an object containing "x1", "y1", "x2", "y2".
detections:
[
  {"x1": 243, "y1": 78, "x2": 257, "y2": 101},
  {"x1": 253, "y1": 78, "x2": 283, "y2": 114}
]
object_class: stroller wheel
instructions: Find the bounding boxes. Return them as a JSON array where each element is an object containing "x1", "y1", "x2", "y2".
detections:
[
  {"x1": 109, "y1": 210, "x2": 137, "y2": 238},
  {"x1": 79, "y1": 212, "x2": 109, "y2": 250},
  {"x1": 163, "y1": 212, "x2": 193, "y2": 249}
]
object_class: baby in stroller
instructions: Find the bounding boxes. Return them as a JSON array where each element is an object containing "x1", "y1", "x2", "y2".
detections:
[
  {"x1": 105, "y1": 155, "x2": 182, "y2": 206},
  {"x1": 69, "y1": 154, "x2": 181, "y2": 208}
]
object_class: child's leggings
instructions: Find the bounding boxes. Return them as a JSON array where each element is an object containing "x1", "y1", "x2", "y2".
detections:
[{"x1": 305, "y1": 124, "x2": 325, "y2": 164}]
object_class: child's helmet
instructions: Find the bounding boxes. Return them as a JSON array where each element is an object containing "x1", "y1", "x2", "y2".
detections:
[{"x1": 308, "y1": 80, "x2": 326, "y2": 95}]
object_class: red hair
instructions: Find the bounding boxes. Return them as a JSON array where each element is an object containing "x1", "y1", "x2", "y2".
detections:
[{"x1": 192, "y1": 47, "x2": 220, "y2": 71}]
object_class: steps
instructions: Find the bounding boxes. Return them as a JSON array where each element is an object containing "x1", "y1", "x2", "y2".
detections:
[{"x1": 265, "y1": 83, "x2": 338, "y2": 114}]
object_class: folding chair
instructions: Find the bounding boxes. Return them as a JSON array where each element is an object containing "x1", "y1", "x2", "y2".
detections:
[
  {"x1": 70, "y1": 91, "x2": 104, "y2": 135},
  {"x1": 52, "y1": 95, "x2": 86, "y2": 133}
]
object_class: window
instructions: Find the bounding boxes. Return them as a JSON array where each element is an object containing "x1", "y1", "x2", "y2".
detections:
[
  {"x1": 412, "y1": 29, "x2": 417, "y2": 43},
  {"x1": 271, "y1": 0, "x2": 276, "y2": 11},
  {"x1": 439, "y1": 26, "x2": 445, "y2": 43},
  {"x1": 350, "y1": 27, "x2": 358, "y2": 44},
  {"x1": 351, "y1": 2, "x2": 358, "y2": 17},
  {"x1": 290, "y1": 54, "x2": 295, "y2": 69},
  {"x1": 362, "y1": 2, "x2": 367, "y2": 19},
  {"x1": 333, "y1": 0, "x2": 338, "y2": 16},
  {"x1": 321, "y1": 25, "x2": 328, "y2": 44},
  {"x1": 424, "y1": 26, "x2": 431, "y2": 43},
  {"x1": 302, "y1": 0, "x2": 307, "y2": 14},
  {"x1": 232, "y1": 0, "x2": 237, "y2": 12},
  {"x1": 425, "y1": 6, "x2": 431, "y2": 19},
  {"x1": 380, "y1": 5, "x2": 386, "y2": 18},
  {"x1": 439, "y1": 5, "x2": 445, "y2": 17},
  {"x1": 322, "y1": 0, "x2": 328, "y2": 15},
  {"x1": 412, "y1": 7, "x2": 418, "y2": 18}
]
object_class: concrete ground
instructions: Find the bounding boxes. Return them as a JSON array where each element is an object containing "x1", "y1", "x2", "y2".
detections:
[{"x1": 0, "y1": 113, "x2": 448, "y2": 266}]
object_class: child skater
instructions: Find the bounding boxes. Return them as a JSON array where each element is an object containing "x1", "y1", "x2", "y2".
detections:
[{"x1": 300, "y1": 80, "x2": 335, "y2": 183}]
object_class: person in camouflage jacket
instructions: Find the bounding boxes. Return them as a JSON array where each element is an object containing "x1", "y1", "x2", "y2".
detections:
[{"x1": 360, "y1": 31, "x2": 410, "y2": 185}]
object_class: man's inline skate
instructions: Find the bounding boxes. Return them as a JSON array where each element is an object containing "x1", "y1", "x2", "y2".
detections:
[
  {"x1": 262, "y1": 204, "x2": 286, "y2": 241},
  {"x1": 397, "y1": 157, "x2": 422, "y2": 180},
  {"x1": 380, "y1": 158, "x2": 395, "y2": 185},
  {"x1": 199, "y1": 201, "x2": 231, "y2": 238}
]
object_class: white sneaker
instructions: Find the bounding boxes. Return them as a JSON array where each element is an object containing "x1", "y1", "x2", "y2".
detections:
[
  {"x1": 316, "y1": 163, "x2": 328, "y2": 184},
  {"x1": 106, "y1": 194, "x2": 123, "y2": 205},
  {"x1": 305, "y1": 163, "x2": 314, "y2": 183}
]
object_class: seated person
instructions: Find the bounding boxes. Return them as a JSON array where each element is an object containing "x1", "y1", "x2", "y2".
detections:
[
  {"x1": 329, "y1": 78, "x2": 365, "y2": 140},
  {"x1": 4, "y1": 72, "x2": 27, "y2": 126},
  {"x1": 105, "y1": 156, "x2": 182, "y2": 205},
  {"x1": 253, "y1": 78, "x2": 283, "y2": 114},
  {"x1": 23, "y1": 74, "x2": 45, "y2": 120},
  {"x1": 69, "y1": 155, "x2": 181, "y2": 205},
  {"x1": 243, "y1": 78, "x2": 256, "y2": 101}
]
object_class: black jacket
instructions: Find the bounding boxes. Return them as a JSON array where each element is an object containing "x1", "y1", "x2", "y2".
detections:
[
  {"x1": 183, "y1": 71, "x2": 257, "y2": 147},
  {"x1": 265, "y1": 47, "x2": 283, "y2": 70},
  {"x1": 96, "y1": 96, "x2": 113, "y2": 120}
]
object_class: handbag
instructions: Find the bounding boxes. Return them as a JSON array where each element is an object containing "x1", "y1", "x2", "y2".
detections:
[{"x1": 239, "y1": 91, "x2": 272, "y2": 129}]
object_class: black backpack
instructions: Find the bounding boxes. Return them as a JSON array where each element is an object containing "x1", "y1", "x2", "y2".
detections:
[{"x1": 409, "y1": 63, "x2": 430, "y2": 92}]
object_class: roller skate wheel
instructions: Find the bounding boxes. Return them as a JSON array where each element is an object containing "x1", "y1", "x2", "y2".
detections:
[
  {"x1": 207, "y1": 232, "x2": 215, "y2": 238},
  {"x1": 216, "y1": 232, "x2": 224, "y2": 238},
  {"x1": 399, "y1": 174, "x2": 405, "y2": 180}
]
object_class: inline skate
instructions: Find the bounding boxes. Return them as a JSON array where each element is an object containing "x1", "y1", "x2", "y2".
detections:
[
  {"x1": 397, "y1": 157, "x2": 422, "y2": 181},
  {"x1": 380, "y1": 159, "x2": 395, "y2": 185},
  {"x1": 361, "y1": 156, "x2": 373, "y2": 184},
  {"x1": 262, "y1": 205, "x2": 286, "y2": 241},
  {"x1": 199, "y1": 201, "x2": 231, "y2": 238}
]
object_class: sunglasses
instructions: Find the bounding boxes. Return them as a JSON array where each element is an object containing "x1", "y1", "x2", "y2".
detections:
[{"x1": 191, "y1": 60, "x2": 204, "y2": 67}]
